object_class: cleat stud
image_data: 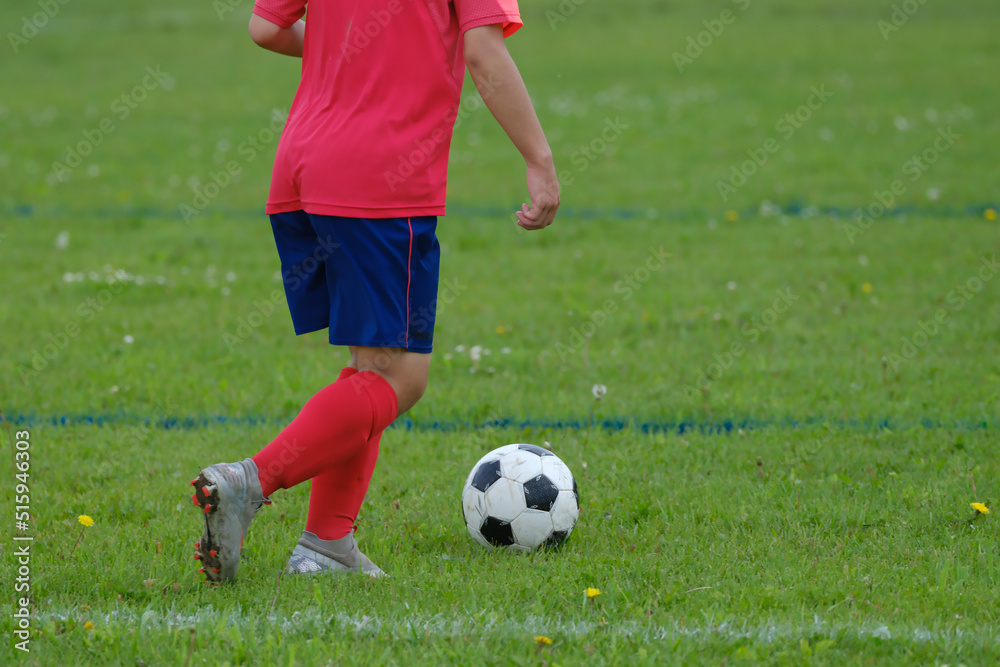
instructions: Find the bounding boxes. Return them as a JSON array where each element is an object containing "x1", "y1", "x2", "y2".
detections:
[
  {"x1": 204, "y1": 504, "x2": 212, "y2": 513},
  {"x1": 192, "y1": 494, "x2": 199, "y2": 506},
  {"x1": 194, "y1": 541, "x2": 200, "y2": 549},
  {"x1": 209, "y1": 550, "x2": 217, "y2": 557},
  {"x1": 194, "y1": 554, "x2": 201, "y2": 560},
  {"x1": 212, "y1": 568, "x2": 219, "y2": 573},
  {"x1": 201, "y1": 485, "x2": 211, "y2": 496},
  {"x1": 190, "y1": 479, "x2": 197, "y2": 486},
  {"x1": 198, "y1": 568, "x2": 205, "y2": 573}
]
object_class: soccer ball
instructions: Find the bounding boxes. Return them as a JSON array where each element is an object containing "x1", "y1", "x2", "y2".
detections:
[{"x1": 462, "y1": 443, "x2": 580, "y2": 552}]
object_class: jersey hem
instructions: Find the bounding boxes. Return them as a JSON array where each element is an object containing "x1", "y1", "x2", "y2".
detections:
[
  {"x1": 265, "y1": 201, "x2": 446, "y2": 219},
  {"x1": 460, "y1": 13, "x2": 523, "y2": 38}
]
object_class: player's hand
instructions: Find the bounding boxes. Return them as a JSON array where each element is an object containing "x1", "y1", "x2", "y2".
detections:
[{"x1": 516, "y1": 161, "x2": 560, "y2": 230}]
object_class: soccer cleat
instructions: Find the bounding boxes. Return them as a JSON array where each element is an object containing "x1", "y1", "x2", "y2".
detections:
[
  {"x1": 285, "y1": 530, "x2": 385, "y2": 578},
  {"x1": 190, "y1": 458, "x2": 271, "y2": 584}
]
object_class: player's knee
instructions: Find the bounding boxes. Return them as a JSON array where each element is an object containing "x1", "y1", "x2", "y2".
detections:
[
  {"x1": 409, "y1": 375, "x2": 428, "y2": 403},
  {"x1": 390, "y1": 371, "x2": 427, "y2": 415},
  {"x1": 400, "y1": 374, "x2": 427, "y2": 408}
]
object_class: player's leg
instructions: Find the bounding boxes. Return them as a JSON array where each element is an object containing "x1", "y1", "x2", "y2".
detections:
[
  {"x1": 290, "y1": 348, "x2": 430, "y2": 576},
  {"x1": 303, "y1": 348, "x2": 429, "y2": 539}
]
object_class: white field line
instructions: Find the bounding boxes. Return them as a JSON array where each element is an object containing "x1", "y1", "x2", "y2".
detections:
[{"x1": 26, "y1": 607, "x2": 1000, "y2": 646}]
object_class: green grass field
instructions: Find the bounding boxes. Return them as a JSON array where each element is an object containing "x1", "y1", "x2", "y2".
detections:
[{"x1": 3, "y1": 0, "x2": 1000, "y2": 664}]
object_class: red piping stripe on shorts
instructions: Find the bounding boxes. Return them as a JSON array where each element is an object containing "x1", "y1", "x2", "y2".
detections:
[{"x1": 405, "y1": 217, "x2": 413, "y2": 349}]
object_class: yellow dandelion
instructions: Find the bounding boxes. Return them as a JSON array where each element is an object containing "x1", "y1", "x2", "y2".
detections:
[
  {"x1": 496, "y1": 325, "x2": 506, "y2": 335},
  {"x1": 84, "y1": 621, "x2": 94, "y2": 631},
  {"x1": 971, "y1": 502, "x2": 990, "y2": 514},
  {"x1": 534, "y1": 636, "x2": 552, "y2": 645},
  {"x1": 985, "y1": 208, "x2": 997, "y2": 221},
  {"x1": 586, "y1": 587, "x2": 601, "y2": 598},
  {"x1": 78, "y1": 515, "x2": 94, "y2": 527},
  {"x1": 862, "y1": 283, "x2": 873, "y2": 294},
  {"x1": 725, "y1": 210, "x2": 739, "y2": 222}
]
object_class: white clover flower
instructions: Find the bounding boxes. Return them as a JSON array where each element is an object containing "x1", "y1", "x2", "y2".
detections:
[
  {"x1": 470, "y1": 345, "x2": 482, "y2": 363},
  {"x1": 123, "y1": 335, "x2": 134, "y2": 344},
  {"x1": 592, "y1": 384, "x2": 607, "y2": 399}
]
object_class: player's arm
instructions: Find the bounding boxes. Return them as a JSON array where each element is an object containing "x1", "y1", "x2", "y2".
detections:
[
  {"x1": 248, "y1": 14, "x2": 304, "y2": 58},
  {"x1": 464, "y1": 25, "x2": 559, "y2": 231}
]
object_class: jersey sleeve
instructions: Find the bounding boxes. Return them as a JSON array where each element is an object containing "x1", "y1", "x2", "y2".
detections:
[
  {"x1": 454, "y1": 0, "x2": 522, "y2": 38},
  {"x1": 253, "y1": 0, "x2": 307, "y2": 28}
]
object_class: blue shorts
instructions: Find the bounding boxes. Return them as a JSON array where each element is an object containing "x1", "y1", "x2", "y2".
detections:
[{"x1": 269, "y1": 210, "x2": 440, "y2": 352}]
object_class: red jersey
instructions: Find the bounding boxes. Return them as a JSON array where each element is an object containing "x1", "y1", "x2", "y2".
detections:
[{"x1": 253, "y1": 0, "x2": 522, "y2": 218}]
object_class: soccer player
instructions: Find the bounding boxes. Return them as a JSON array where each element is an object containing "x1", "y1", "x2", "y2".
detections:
[{"x1": 190, "y1": 0, "x2": 560, "y2": 582}]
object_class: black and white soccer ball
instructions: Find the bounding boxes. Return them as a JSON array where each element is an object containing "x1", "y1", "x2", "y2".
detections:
[{"x1": 462, "y1": 443, "x2": 580, "y2": 552}]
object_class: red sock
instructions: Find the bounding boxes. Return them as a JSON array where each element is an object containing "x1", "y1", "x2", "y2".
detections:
[
  {"x1": 306, "y1": 428, "x2": 383, "y2": 540},
  {"x1": 252, "y1": 369, "x2": 397, "y2": 497},
  {"x1": 303, "y1": 367, "x2": 380, "y2": 539}
]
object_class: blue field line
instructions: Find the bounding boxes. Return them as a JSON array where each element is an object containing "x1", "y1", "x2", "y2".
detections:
[
  {"x1": 1, "y1": 412, "x2": 993, "y2": 434},
  {"x1": 5, "y1": 201, "x2": 998, "y2": 223}
]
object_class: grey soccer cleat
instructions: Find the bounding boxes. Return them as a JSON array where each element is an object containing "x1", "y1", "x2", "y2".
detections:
[
  {"x1": 190, "y1": 458, "x2": 270, "y2": 584},
  {"x1": 285, "y1": 530, "x2": 386, "y2": 578}
]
